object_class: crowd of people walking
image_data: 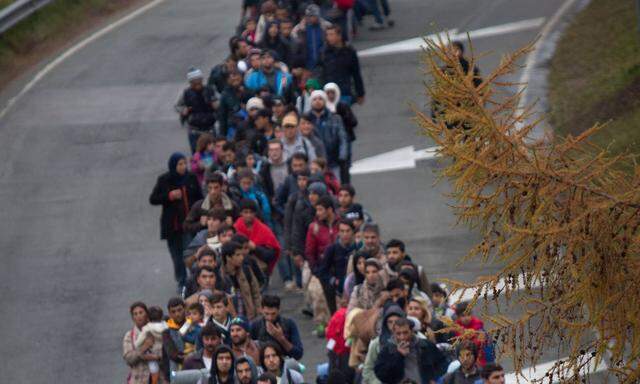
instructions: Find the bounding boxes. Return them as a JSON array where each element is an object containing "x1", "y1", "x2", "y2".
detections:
[{"x1": 124, "y1": 1, "x2": 506, "y2": 383}]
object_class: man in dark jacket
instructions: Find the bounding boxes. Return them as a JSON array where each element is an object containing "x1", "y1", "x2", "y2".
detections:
[
  {"x1": 250, "y1": 295, "x2": 304, "y2": 360},
  {"x1": 290, "y1": 182, "x2": 326, "y2": 270},
  {"x1": 183, "y1": 323, "x2": 223, "y2": 369},
  {"x1": 385, "y1": 239, "x2": 431, "y2": 296},
  {"x1": 374, "y1": 317, "x2": 448, "y2": 384},
  {"x1": 442, "y1": 341, "x2": 483, "y2": 384},
  {"x1": 184, "y1": 173, "x2": 237, "y2": 235},
  {"x1": 218, "y1": 70, "x2": 251, "y2": 139},
  {"x1": 317, "y1": 219, "x2": 357, "y2": 314},
  {"x1": 319, "y1": 25, "x2": 365, "y2": 105},
  {"x1": 274, "y1": 152, "x2": 309, "y2": 213},
  {"x1": 178, "y1": 68, "x2": 218, "y2": 153}
]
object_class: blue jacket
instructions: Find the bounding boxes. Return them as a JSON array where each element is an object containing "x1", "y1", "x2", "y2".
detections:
[
  {"x1": 305, "y1": 23, "x2": 324, "y2": 69},
  {"x1": 244, "y1": 69, "x2": 291, "y2": 97},
  {"x1": 316, "y1": 239, "x2": 356, "y2": 293},
  {"x1": 308, "y1": 108, "x2": 348, "y2": 168}
]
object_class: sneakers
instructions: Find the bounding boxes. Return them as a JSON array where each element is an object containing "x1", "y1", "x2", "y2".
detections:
[
  {"x1": 312, "y1": 324, "x2": 325, "y2": 338},
  {"x1": 369, "y1": 23, "x2": 385, "y2": 31},
  {"x1": 284, "y1": 280, "x2": 297, "y2": 291}
]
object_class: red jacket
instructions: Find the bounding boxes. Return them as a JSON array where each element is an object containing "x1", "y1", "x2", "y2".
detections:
[
  {"x1": 234, "y1": 217, "x2": 281, "y2": 274},
  {"x1": 304, "y1": 219, "x2": 338, "y2": 269},
  {"x1": 455, "y1": 316, "x2": 488, "y2": 367},
  {"x1": 325, "y1": 307, "x2": 349, "y2": 355}
]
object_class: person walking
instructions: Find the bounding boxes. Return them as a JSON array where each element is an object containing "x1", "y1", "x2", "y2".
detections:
[
  {"x1": 150, "y1": 153, "x2": 203, "y2": 291},
  {"x1": 320, "y1": 26, "x2": 365, "y2": 106}
]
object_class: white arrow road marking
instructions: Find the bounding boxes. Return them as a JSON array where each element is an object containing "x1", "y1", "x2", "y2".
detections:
[
  {"x1": 358, "y1": 17, "x2": 546, "y2": 58},
  {"x1": 350, "y1": 145, "x2": 440, "y2": 175},
  {"x1": 357, "y1": 30, "x2": 458, "y2": 57}
]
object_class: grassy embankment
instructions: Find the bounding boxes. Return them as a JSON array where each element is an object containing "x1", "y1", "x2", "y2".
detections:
[
  {"x1": 548, "y1": 0, "x2": 640, "y2": 156},
  {"x1": 0, "y1": 0, "x2": 142, "y2": 87}
]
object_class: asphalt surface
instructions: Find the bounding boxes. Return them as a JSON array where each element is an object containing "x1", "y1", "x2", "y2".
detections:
[{"x1": 0, "y1": 0, "x2": 588, "y2": 382}]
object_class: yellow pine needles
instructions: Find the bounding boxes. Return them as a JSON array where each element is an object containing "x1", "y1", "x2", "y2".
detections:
[{"x1": 418, "y1": 36, "x2": 640, "y2": 383}]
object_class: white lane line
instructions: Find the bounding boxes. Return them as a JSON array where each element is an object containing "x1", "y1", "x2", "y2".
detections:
[
  {"x1": 505, "y1": 356, "x2": 608, "y2": 383},
  {"x1": 358, "y1": 30, "x2": 457, "y2": 57},
  {"x1": 358, "y1": 17, "x2": 546, "y2": 58},
  {"x1": 448, "y1": 275, "x2": 542, "y2": 304},
  {"x1": 350, "y1": 145, "x2": 440, "y2": 175},
  {"x1": 0, "y1": 0, "x2": 169, "y2": 120}
]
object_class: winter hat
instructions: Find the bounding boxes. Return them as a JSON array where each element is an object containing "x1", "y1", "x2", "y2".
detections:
[
  {"x1": 305, "y1": 78, "x2": 321, "y2": 91},
  {"x1": 305, "y1": 3, "x2": 320, "y2": 17},
  {"x1": 229, "y1": 316, "x2": 251, "y2": 332},
  {"x1": 344, "y1": 203, "x2": 364, "y2": 221},
  {"x1": 246, "y1": 97, "x2": 264, "y2": 111},
  {"x1": 262, "y1": 49, "x2": 279, "y2": 62},
  {"x1": 187, "y1": 67, "x2": 204, "y2": 82},
  {"x1": 310, "y1": 90, "x2": 328, "y2": 104},
  {"x1": 308, "y1": 181, "x2": 327, "y2": 196}
]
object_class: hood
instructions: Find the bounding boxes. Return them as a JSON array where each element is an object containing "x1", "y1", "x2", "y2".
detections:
[
  {"x1": 211, "y1": 345, "x2": 236, "y2": 382},
  {"x1": 323, "y1": 82, "x2": 341, "y2": 113},
  {"x1": 168, "y1": 152, "x2": 186, "y2": 174},
  {"x1": 235, "y1": 356, "x2": 259, "y2": 384},
  {"x1": 380, "y1": 303, "x2": 405, "y2": 344}
]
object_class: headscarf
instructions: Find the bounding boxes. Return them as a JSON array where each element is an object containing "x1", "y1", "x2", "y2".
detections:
[
  {"x1": 323, "y1": 82, "x2": 341, "y2": 113},
  {"x1": 168, "y1": 152, "x2": 188, "y2": 186}
]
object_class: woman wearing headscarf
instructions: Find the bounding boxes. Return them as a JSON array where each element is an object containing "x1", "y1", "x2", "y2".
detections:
[{"x1": 150, "y1": 152, "x2": 203, "y2": 290}]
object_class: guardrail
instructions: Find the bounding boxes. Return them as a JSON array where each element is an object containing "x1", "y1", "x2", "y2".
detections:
[{"x1": 0, "y1": 0, "x2": 52, "y2": 35}]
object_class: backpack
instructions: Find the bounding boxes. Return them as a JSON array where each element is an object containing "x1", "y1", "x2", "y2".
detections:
[{"x1": 335, "y1": 0, "x2": 355, "y2": 10}]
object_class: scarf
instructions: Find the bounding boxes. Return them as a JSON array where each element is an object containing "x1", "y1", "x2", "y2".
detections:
[{"x1": 355, "y1": 275, "x2": 385, "y2": 310}]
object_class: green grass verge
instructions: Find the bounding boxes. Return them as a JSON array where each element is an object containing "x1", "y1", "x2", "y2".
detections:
[
  {"x1": 548, "y1": 0, "x2": 640, "y2": 156},
  {"x1": 0, "y1": 0, "x2": 17, "y2": 10},
  {"x1": 0, "y1": 0, "x2": 137, "y2": 85}
]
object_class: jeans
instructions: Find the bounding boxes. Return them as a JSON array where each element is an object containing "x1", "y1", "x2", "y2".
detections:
[
  {"x1": 363, "y1": 0, "x2": 384, "y2": 24},
  {"x1": 167, "y1": 232, "x2": 190, "y2": 286},
  {"x1": 188, "y1": 129, "x2": 201, "y2": 154},
  {"x1": 273, "y1": 220, "x2": 292, "y2": 283}
]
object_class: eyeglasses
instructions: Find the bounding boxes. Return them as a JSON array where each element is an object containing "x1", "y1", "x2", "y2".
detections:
[{"x1": 283, "y1": 124, "x2": 297, "y2": 129}]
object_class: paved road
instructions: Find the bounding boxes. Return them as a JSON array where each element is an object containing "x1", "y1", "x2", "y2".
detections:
[{"x1": 0, "y1": 0, "x2": 575, "y2": 382}]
